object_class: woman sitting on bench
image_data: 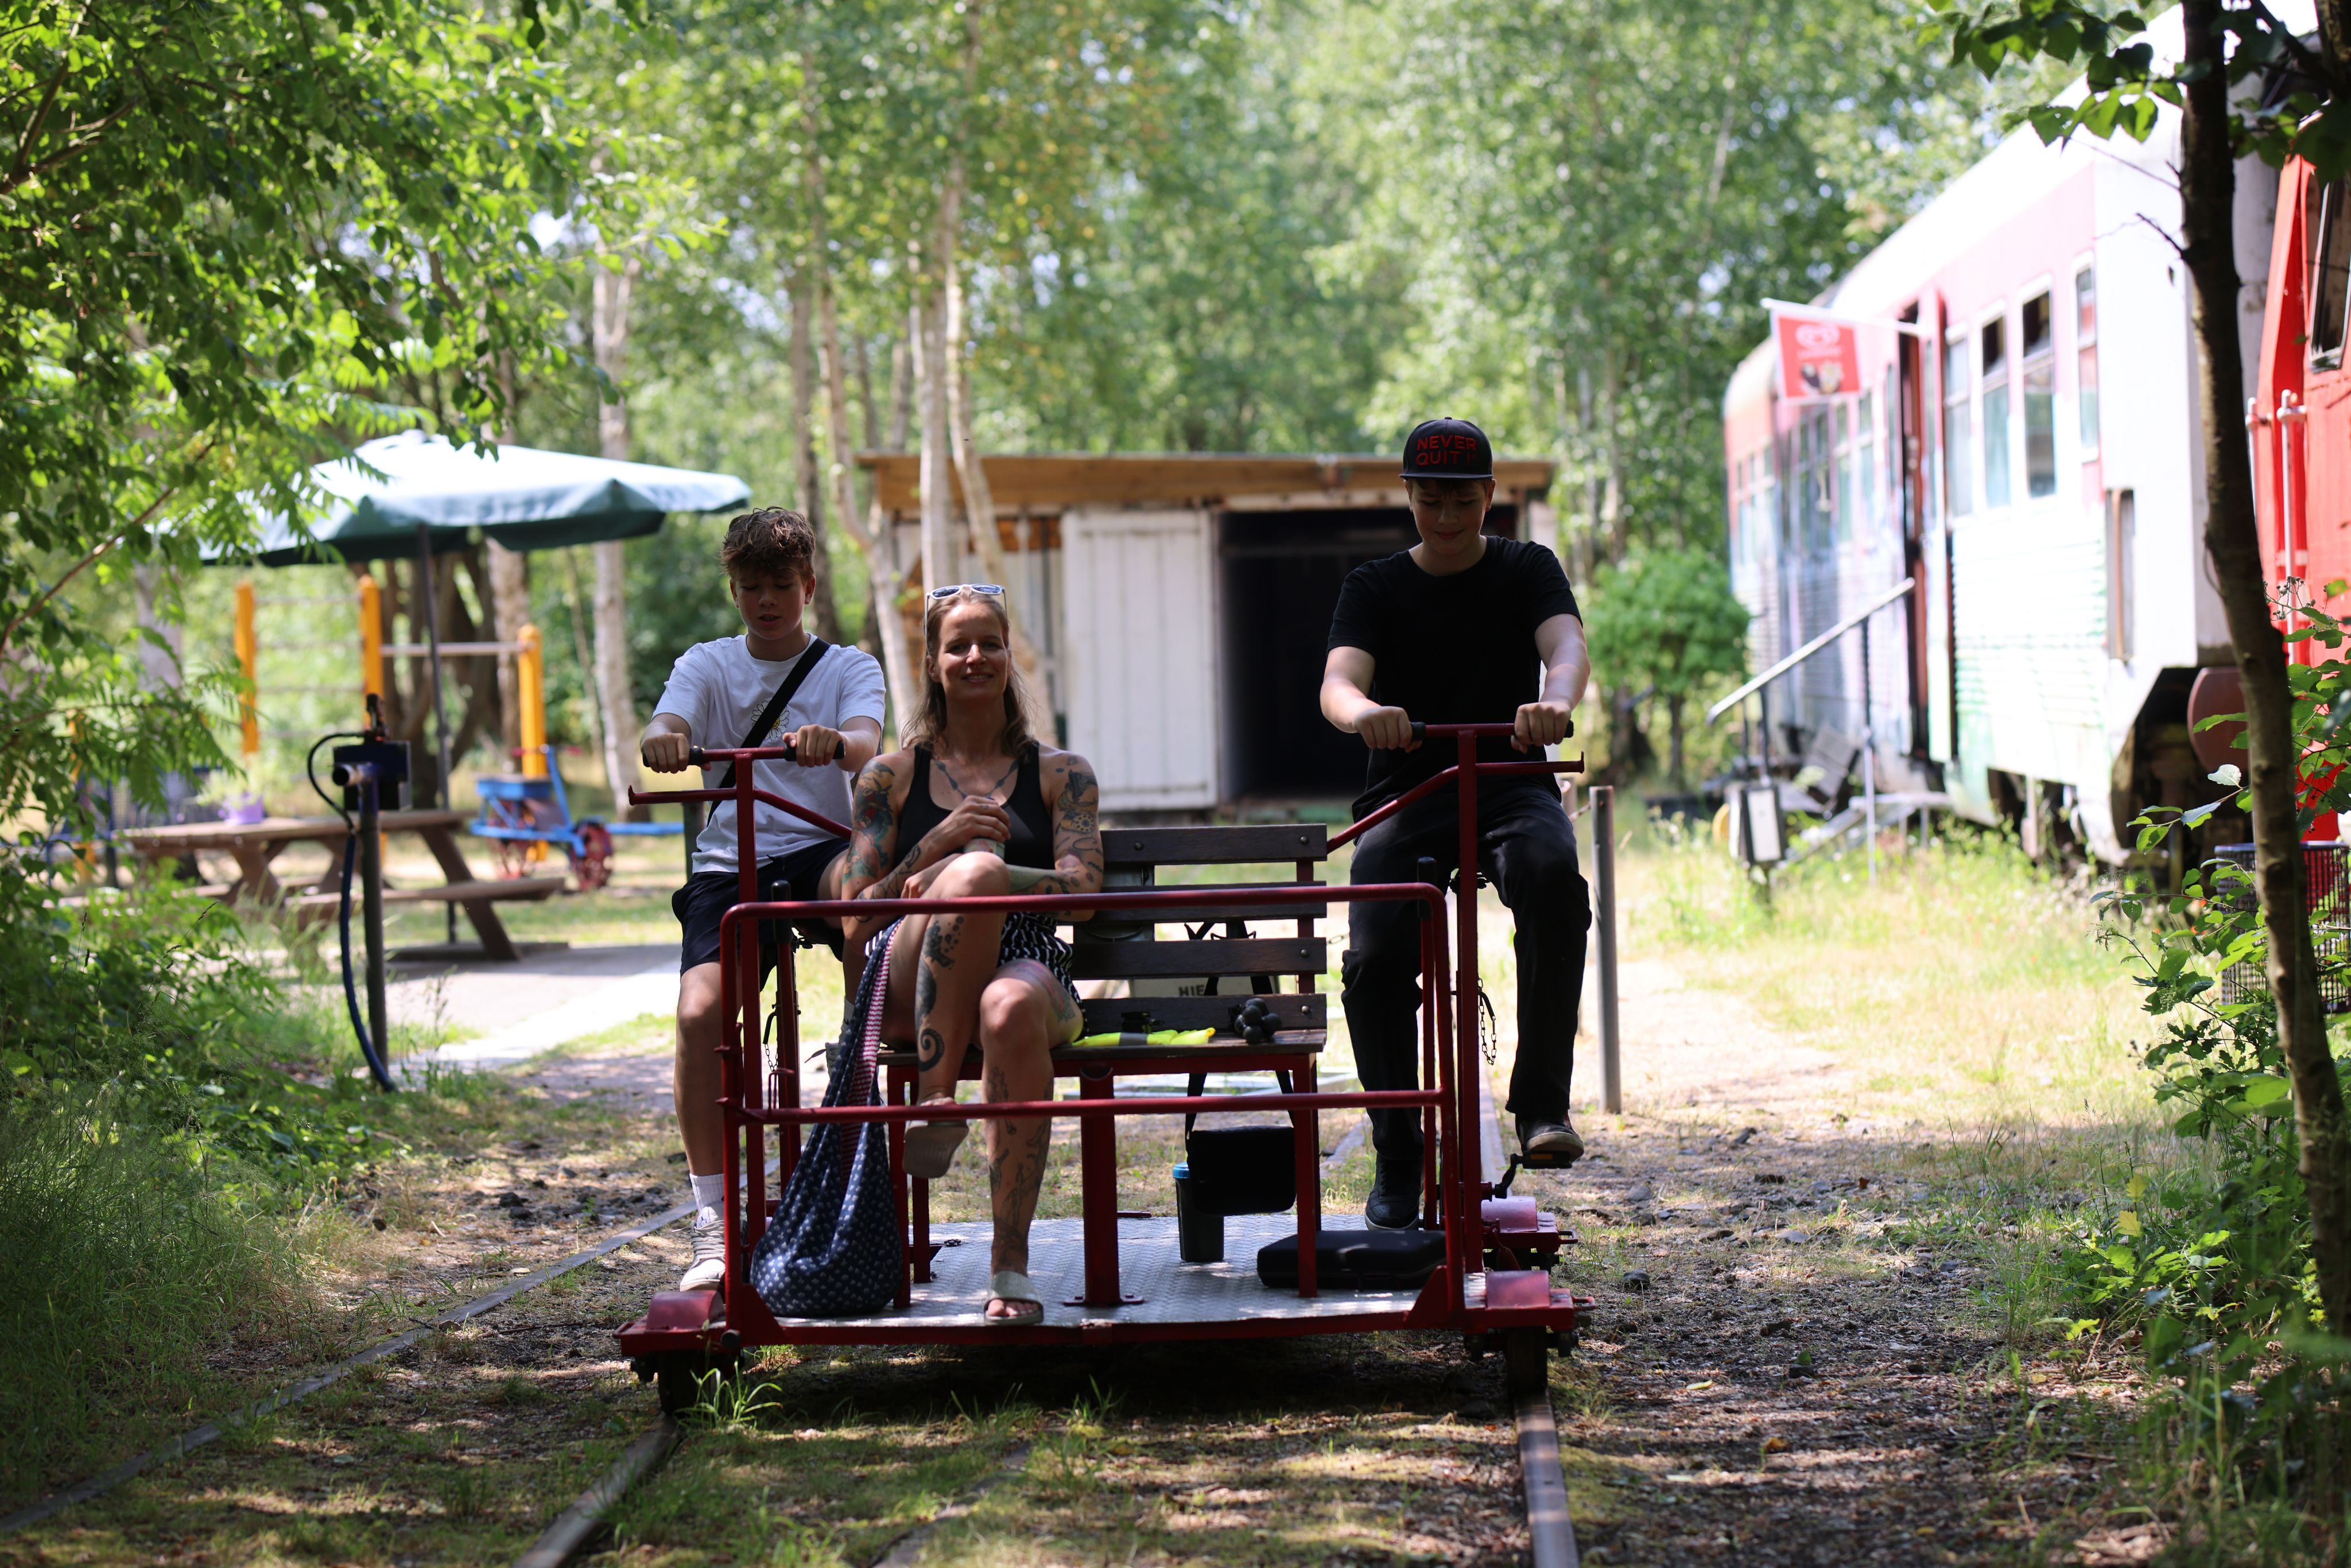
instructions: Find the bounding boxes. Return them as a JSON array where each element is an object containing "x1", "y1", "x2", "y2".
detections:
[{"x1": 840, "y1": 584, "x2": 1104, "y2": 1325}]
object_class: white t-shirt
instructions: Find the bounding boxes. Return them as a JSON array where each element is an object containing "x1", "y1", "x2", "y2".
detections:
[{"x1": 653, "y1": 636, "x2": 887, "y2": 874}]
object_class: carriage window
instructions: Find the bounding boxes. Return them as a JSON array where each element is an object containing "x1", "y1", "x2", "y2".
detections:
[
  {"x1": 1982, "y1": 316, "x2": 2011, "y2": 509},
  {"x1": 2076, "y1": 265, "x2": 2099, "y2": 456},
  {"x1": 1943, "y1": 333, "x2": 1973, "y2": 518},
  {"x1": 2313, "y1": 178, "x2": 2351, "y2": 368},
  {"x1": 1857, "y1": 389, "x2": 1877, "y2": 536},
  {"x1": 2022, "y1": 292, "x2": 2057, "y2": 498},
  {"x1": 1833, "y1": 401, "x2": 1853, "y2": 546}
]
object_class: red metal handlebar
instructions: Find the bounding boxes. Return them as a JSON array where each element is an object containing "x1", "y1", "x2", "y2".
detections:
[
  {"x1": 1328, "y1": 758, "x2": 1582, "y2": 849},
  {"x1": 1415, "y1": 721, "x2": 1523, "y2": 738},
  {"x1": 630, "y1": 782, "x2": 852, "y2": 841}
]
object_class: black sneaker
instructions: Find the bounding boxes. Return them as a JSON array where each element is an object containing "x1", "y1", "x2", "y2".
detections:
[
  {"x1": 1365, "y1": 1151, "x2": 1422, "y2": 1230},
  {"x1": 1518, "y1": 1117, "x2": 1585, "y2": 1166}
]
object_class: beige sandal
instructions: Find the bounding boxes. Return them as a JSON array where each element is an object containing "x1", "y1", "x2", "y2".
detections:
[
  {"x1": 903, "y1": 1097, "x2": 967, "y2": 1179},
  {"x1": 985, "y1": 1270, "x2": 1044, "y2": 1325}
]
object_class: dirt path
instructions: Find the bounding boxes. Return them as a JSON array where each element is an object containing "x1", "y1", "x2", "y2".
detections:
[{"x1": 1523, "y1": 956, "x2": 2128, "y2": 1566}]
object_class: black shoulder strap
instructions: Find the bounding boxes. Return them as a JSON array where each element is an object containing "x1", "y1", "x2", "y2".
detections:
[
  {"x1": 1186, "y1": 1071, "x2": 1207, "y2": 1140},
  {"x1": 712, "y1": 638, "x2": 829, "y2": 791},
  {"x1": 697, "y1": 639, "x2": 829, "y2": 849}
]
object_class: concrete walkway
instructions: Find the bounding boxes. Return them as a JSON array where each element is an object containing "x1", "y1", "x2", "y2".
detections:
[{"x1": 393, "y1": 942, "x2": 677, "y2": 1073}]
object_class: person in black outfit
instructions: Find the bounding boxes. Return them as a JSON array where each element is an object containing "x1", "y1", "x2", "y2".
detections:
[{"x1": 1322, "y1": 417, "x2": 1593, "y2": 1229}]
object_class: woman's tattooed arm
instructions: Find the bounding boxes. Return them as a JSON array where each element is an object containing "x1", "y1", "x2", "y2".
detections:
[
  {"x1": 1000, "y1": 752, "x2": 1105, "y2": 912},
  {"x1": 843, "y1": 757, "x2": 922, "y2": 940}
]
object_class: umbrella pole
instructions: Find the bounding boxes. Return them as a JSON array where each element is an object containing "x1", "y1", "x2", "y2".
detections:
[{"x1": 416, "y1": 523, "x2": 458, "y2": 944}]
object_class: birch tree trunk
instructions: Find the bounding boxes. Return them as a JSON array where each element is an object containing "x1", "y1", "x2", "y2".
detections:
[
  {"x1": 856, "y1": 332, "x2": 883, "y2": 449},
  {"x1": 801, "y1": 93, "x2": 916, "y2": 728},
  {"x1": 915, "y1": 293, "x2": 958, "y2": 594},
  {"x1": 937, "y1": 21, "x2": 1049, "y2": 720},
  {"x1": 888, "y1": 334, "x2": 913, "y2": 449},
  {"x1": 591, "y1": 257, "x2": 643, "y2": 816},
  {"x1": 2179, "y1": 0, "x2": 2351, "y2": 1334},
  {"x1": 789, "y1": 280, "x2": 845, "y2": 643}
]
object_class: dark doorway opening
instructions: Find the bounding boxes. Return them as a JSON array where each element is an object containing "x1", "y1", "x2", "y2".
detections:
[{"x1": 1218, "y1": 504, "x2": 1520, "y2": 802}]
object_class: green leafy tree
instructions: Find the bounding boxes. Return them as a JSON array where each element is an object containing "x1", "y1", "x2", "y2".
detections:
[
  {"x1": 1300, "y1": 0, "x2": 2011, "y2": 565},
  {"x1": 1581, "y1": 549, "x2": 1749, "y2": 786},
  {"x1": 0, "y1": 0, "x2": 585, "y2": 832},
  {"x1": 1935, "y1": 0, "x2": 2351, "y2": 1386}
]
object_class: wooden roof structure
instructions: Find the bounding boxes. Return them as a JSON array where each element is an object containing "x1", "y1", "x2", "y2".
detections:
[{"x1": 854, "y1": 452, "x2": 1557, "y2": 518}]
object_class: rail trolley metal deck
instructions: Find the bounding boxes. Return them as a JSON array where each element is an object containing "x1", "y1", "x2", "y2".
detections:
[{"x1": 616, "y1": 722, "x2": 1590, "y2": 1408}]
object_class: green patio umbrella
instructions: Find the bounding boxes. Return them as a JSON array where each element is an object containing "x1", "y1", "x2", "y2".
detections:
[
  {"x1": 245, "y1": 428, "x2": 751, "y2": 564},
  {"x1": 240, "y1": 431, "x2": 752, "y2": 909}
]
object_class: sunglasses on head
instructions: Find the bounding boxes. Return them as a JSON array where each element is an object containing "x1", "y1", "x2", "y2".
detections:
[{"x1": 929, "y1": 583, "x2": 1006, "y2": 599}]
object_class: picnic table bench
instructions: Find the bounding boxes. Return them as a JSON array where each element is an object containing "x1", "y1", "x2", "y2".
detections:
[{"x1": 118, "y1": 809, "x2": 562, "y2": 961}]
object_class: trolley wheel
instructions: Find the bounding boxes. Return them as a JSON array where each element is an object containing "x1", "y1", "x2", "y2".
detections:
[
  {"x1": 1499, "y1": 1326, "x2": 1551, "y2": 1397},
  {"x1": 571, "y1": 822, "x2": 615, "y2": 891},
  {"x1": 494, "y1": 837, "x2": 534, "y2": 880},
  {"x1": 651, "y1": 1349, "x2": 739, "y2": 1416}
]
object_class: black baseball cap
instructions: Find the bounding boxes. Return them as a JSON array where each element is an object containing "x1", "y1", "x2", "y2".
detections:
[{"x1": 1400, "y1": 417, "x2": 1494, "y2": 480}]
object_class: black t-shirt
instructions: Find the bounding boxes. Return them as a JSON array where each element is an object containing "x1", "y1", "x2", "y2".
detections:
[{"x1": 1326, "y1": 537, "x2": 1582, "y2": 817}]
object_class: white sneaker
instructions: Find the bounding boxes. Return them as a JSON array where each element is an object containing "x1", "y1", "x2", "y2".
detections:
[{"x1": 678, "y1": 1216, "x2": 726, "y2": 1293}]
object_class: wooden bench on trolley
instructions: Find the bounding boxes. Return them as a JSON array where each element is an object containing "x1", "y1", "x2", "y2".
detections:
[{"x1": 879, "y1": 822, "x2": 1335, "y2": 1307}]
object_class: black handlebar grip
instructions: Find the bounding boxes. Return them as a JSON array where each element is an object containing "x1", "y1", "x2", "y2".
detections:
[
  {"x1": 1409, "y1": 720, "x2": 1427, "y2": 745},
  {"x1": 686, "y1": 746, "x2": 708, "y2": 767}
]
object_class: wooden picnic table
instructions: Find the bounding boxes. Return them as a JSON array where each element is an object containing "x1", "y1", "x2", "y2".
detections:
[{"x1": 119, "y1": 810, "x2": 562, "y2": 961}]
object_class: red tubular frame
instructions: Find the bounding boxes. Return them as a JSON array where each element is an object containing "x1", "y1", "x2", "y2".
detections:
[{"x1": 616, "y1": 729, "x2": 1589, "y2": 1354}]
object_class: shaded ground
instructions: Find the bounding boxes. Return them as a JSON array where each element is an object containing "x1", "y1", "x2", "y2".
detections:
[{"x1": 6, "y1": 836, "x2": 2170, "y2": 1566}]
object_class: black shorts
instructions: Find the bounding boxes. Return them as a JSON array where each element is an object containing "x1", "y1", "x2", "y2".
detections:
[{"x1": 673, "y1": 839, "x2": 848, "y2": 973}]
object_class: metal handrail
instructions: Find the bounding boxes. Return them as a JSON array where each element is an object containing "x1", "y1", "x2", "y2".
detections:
[{"x1": 1705, "y1": 575, "x2": 1915, "y2": 724}]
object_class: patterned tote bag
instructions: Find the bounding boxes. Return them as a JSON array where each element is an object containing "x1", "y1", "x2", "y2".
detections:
[{"x1": 749, "y1": 921, "x2": 906, "y2": 1317}]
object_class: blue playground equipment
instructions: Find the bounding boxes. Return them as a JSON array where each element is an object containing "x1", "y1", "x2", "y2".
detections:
[{"x1": 472, "y1": 746, "x2": 680, "y2": 890}]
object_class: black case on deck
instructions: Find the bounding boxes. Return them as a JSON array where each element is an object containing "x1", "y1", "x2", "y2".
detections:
[{"x1": 1256, "y1": 1228, "x2": 1446, "y2": 1291}]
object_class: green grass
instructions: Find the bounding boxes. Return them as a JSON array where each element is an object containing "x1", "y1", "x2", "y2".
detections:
[{"x1": 0, "y1": 1103, "x2": 343, "y2": 1509}]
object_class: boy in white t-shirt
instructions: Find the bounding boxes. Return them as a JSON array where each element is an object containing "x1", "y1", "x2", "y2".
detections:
[{"x1": 640, "y1": 506, "x2": 887, "y2": 1293}]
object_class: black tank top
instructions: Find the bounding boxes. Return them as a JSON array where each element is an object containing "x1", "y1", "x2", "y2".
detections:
[{"x1": 899, "y1": 744, "x2": 1055, "y2": 870}]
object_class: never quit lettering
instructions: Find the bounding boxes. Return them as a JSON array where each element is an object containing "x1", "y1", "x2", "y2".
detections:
[{"x1": 1414, "y1": 433, "x2": 1480, "y2": 465}]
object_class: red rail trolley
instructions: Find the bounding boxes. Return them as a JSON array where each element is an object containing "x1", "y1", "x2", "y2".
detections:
[{"x1": 616, "y1": 722, "x2": 1590, "y2": 1409}]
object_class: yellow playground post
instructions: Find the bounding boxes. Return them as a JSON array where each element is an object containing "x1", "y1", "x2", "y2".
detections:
[
  {"x1": 233, "y1": 579, "x2": 259, "y2": 760},
  {"x1": 357, "y1": 573, "x2": 384, "y2": 709},
  {"x1": 518, "y1": 624, "x2": 546, "y2": 778}
]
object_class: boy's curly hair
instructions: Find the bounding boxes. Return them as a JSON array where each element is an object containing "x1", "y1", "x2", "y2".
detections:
[{"x1": 719, "y1": 507, "x2": 816, "y2": 583}]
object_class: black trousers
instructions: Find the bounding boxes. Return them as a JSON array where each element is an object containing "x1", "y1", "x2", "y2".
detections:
[{"x1": 1341, "y1": 778, "x2": 1590, "y2": 1161}]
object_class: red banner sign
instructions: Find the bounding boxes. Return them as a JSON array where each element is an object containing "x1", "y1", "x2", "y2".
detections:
[{"x1": 1775, "y1": 313, "x2": 1860, "y2": 400}]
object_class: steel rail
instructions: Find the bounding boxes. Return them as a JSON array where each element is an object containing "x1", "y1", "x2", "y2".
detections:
[
  {"x1": 1516, "y1": 1388, "x2": 1582, "y2": 1567},
  {"x1": 513, "y1": 1419, "x2": 682, "y2": 1568},
  {"x1": 0, "y1": 1200, "x2": 700, "y2": 1538}
]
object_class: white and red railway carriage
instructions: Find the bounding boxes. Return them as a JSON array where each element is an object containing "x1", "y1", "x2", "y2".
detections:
[{"x1": 1722, "y1": 30, "x2": 2283, "y2": 859}]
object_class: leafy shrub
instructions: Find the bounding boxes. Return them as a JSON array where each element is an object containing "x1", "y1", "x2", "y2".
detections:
[
  {"x1": 2086, "y1": 815, "x2": 2351, "y2": 1534},
  {"x1": 0, "y1": 1098, "x2": 316, "y2": 1507},
  {"x1": 1, "y1": 865, "x2": 394, "y2": 1183}
]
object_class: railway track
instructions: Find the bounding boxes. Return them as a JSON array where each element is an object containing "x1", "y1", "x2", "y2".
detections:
[
  {"x1": 9, "y1": 1086, "x2": 1585, "y2": 1566},
  {"x1": 518, "y1": 1064, "x2": 1583, "y2": 1568},
  {"x1": 515, "y1": 1384, "x2": 1581, "y2": 1568}
]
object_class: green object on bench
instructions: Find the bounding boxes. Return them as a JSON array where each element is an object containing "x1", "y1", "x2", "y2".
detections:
[{"x1": 1070, "y1": 1027, "x2": 1215, "y2": 1048}]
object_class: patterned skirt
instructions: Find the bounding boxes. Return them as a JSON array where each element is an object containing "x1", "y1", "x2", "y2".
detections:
[
  {"x1": 870, "y1": 910, "x2": 1074, "y2": 998},
  {"x1": 995, "y1": 910, "x2": 1076, "y2": 996}
]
